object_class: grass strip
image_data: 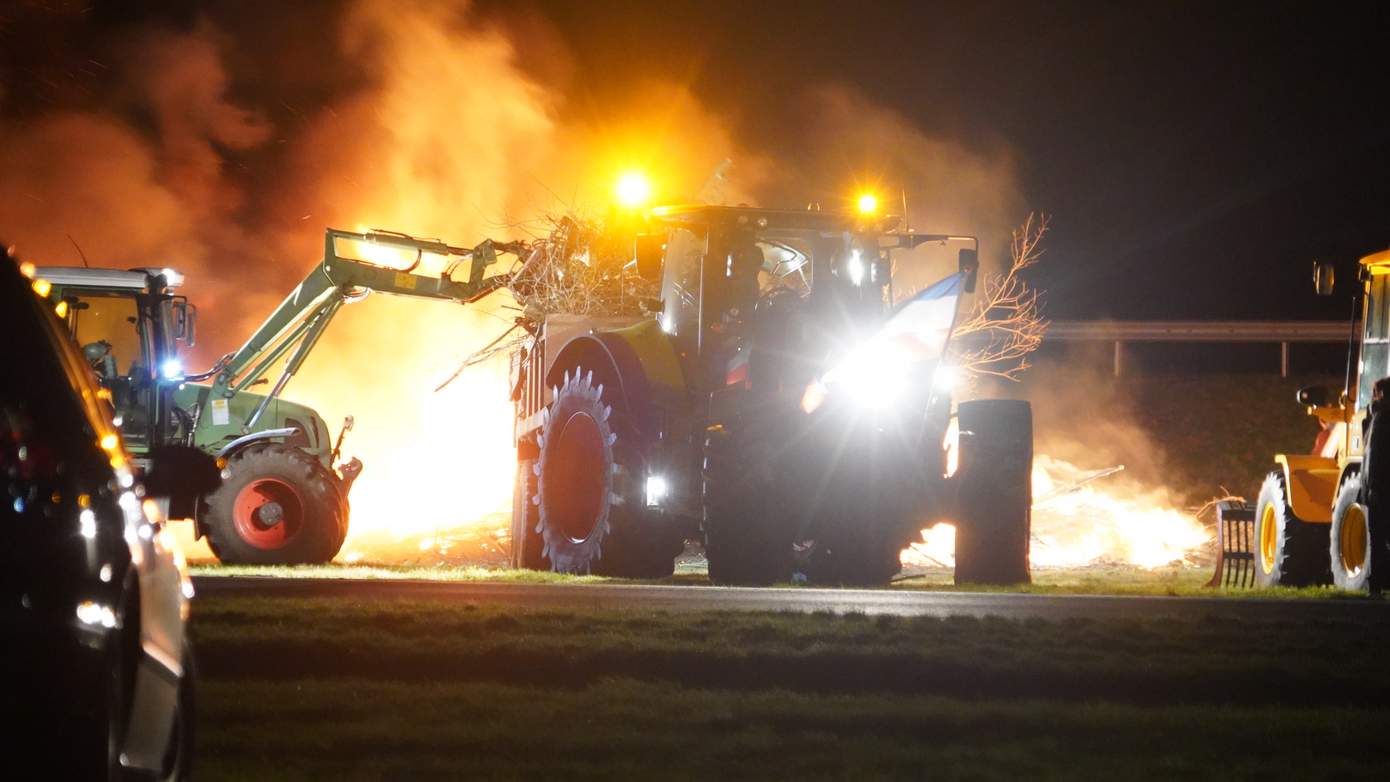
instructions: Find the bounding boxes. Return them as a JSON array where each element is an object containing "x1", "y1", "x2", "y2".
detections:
[
  {"x1": 196, "y1": 678, "x2": 1390, "y2": 782},
  {"x1": 192, "y1": 596, "x2": 1390, "y2": 707}
]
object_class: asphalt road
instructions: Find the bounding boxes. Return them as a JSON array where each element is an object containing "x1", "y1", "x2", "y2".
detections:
[{"x1": 192, "y1": 576, "x2": 1390, "y2": 619}]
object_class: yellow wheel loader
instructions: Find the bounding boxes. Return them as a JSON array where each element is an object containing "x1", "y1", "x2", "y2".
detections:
[{"x1": 1212, "y1": 249, "x2": 1390, "y2": 591}]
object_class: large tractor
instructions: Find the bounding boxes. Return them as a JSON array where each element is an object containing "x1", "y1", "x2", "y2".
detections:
[
  {"x1": 39, "y1": 228, "x2": 518, "y2": 564},
  {"x1": 510, "y1": 203, "x2": 1034, "y2": 585},
  {"x1": 1233, "y1": 249, "x2": 1390, "y2": 592}
]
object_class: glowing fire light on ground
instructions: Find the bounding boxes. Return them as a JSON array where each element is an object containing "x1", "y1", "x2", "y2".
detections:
[{"x1": 904, "y1": 453, "x2": 1213, "y2": 570}]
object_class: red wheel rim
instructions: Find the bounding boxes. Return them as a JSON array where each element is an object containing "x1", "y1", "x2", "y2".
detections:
[
  {"x1": 545, "y1": 411, "x2": 605, "y2": 543},
  {"x1": 232, "y1": 477, "x2": 304, "y2": 550}
]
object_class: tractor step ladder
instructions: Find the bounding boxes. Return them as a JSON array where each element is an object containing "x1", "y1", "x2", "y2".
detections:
[{"x1": 1207, "y1": 500, "x2": 1256, "y2": 588}]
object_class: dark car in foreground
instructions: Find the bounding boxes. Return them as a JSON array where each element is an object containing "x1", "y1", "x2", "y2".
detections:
[{"x1": 0, "y1": 248, "x2": 199, "y2": 780}]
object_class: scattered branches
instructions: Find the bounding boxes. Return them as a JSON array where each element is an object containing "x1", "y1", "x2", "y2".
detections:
[
  {"x1": 437, "y1": 211, "x2": 655, "y2": 391},
  {"x1": 507, "y1": 213, "x2": 655, "y2": 322},
  {"x1": 951, "y1": 212, "x2": 1050, "y2": 381}
]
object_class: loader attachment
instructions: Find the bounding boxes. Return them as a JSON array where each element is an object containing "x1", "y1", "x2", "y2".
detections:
[{"x1": 1206, "y1": 499, "x2": 1256, "y2": 588}]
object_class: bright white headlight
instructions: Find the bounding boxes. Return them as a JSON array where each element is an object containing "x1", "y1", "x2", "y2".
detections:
[
  {"x1": 645, "y1": 475, "x2": 669, "y2": 507},
  {"x1": 823, "y1": 341, "x2": 910, "y2": 410},
  {"x1": 933, "y1": 364, "x2": 960, "y2": 393},
  {"x1": 160, "y1": 359, "x2": 184, "y2": 380}
]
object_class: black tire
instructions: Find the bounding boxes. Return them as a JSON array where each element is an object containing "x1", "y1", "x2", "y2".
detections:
[
  {"x1": 1330, "y1": 475, "x2": 1378, "y2": 592},
  {"x1": 703, "y1": 425, "x2": 793, "y2": 585},
  {"x1": 535, "y1": 365, "x2": 676, "y2": 576},
  {"x1": 1359, "y1": 402, "x2": 1390, "y2": 593},
  {"x1": 156, "y1": 643, "x2": 196, "y2": 782},
  {"x1": 78, "y1": 637, "x2": 124, "y2": 782},
  {"x1": 1252, "y1": 471, "x2": 1330, "y2": 587},
  {"x1": 511, "y1": 458, "x2": 546, "y2": 570},
  {"x1": 954, "y1": 399, "x2": 1032, "y2": 585},
  {"x1": 202, "y1": 444, "x2": 346, "y2": 565}
]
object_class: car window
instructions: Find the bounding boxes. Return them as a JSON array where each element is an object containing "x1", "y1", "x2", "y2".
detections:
[{"x1": 28, "y1": 285, "x2": 129, "y2": 471}]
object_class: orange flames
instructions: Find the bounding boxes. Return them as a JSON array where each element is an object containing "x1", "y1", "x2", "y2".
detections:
[{"x1": 904, "y1": 453, "x2": 1213, "y2": 570}]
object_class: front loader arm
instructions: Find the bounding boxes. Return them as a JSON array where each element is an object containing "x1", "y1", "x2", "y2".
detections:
[{"x1": 207, "y1": 228, "x2": 522, "y2": 432}]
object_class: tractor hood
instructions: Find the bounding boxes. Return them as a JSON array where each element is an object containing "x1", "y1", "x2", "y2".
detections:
[{"x1": 174, "y1": 383, "x2": 333, "y2": 461}]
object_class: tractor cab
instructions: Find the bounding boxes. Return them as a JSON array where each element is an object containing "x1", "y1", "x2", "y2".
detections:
[
  {"x1": 1352, "y1": 250, "x2": 1390, "y2": 420},
  {"x1": 38, "y1": 267, "x2": 196, "y2": 454},
  {"x1": 1298, "y1": 249, "x2": 1390, "y2": 468},
  {"x1": 640, "y1": 205, "x2": 977, "y2": 397}
]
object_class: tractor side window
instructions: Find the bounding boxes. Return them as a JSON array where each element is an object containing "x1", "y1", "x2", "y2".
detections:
[
  {"x1": 660, "y1": 228, "x2": 705, "y2": 336},
  {"x1": 69, "y1": 294, "x2": 143, "y2": 377},
  {"x1": 1360, "y1": 274, "x2": 1390, "y2": 411}
]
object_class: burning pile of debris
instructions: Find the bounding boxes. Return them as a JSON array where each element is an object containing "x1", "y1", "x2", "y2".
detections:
[{"x1": 903, "y1": 453, "x2": 1214, "y2": 571}]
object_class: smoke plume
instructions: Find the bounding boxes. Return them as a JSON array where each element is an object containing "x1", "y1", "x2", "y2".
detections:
[{"x1": 1, "y1": 0, "x2": 1029, "y2": 559}]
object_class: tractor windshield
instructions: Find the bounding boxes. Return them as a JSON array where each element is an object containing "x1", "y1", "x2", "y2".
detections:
[{"x1": 67, "y1": 292, "x2": 145, "y2": 378}]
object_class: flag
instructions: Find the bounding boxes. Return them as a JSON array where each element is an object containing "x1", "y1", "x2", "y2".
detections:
[{"x1": 873, "y1": 271, "x2": 966, "y2": 363}]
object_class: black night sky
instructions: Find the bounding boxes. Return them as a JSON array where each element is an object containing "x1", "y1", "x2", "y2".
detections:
[{"x1": 521, "y1": 0, "x2": 1390, "y2": 321}]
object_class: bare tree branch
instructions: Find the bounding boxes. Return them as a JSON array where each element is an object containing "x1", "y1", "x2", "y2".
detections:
[{"x1": 951, "y1": 212, "x2": 1050, "y2": 381}]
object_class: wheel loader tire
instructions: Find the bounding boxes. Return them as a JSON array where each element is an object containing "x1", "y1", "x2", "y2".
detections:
[
  {"x1": 1359, "y1": 401, "x2": 1390, "y2": 593},
  {"x1": 954, "y1": 399, "x2": 1032, "y2": 585},
  {"x1": 202, "y1": 444, "x2": 346, "y2": 565},
  {"x1": 1253, "y1": 471, "x2": 1330, "y2": 587},
  {"x1": 535, "y1": 365, "x2": 677, "y2": 576},
  {"x1": 703, "y1": 425, "x2": 793, "y2": 585},
  {"x1": 511, "y1": 458, "x2": 546, "y2": 570},
  {"x1": 1330, "y1": 475, "x2": 1378, "y2": 592}
]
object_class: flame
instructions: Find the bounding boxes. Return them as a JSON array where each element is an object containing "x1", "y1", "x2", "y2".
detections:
[{"x1": 904, "y1": 453, "x2": 1212, "y2": 570}]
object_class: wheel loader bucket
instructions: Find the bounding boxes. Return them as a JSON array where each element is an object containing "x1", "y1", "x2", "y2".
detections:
[{"x1": 1207, "y1": 499, "x2": 1256, "y2": 588}]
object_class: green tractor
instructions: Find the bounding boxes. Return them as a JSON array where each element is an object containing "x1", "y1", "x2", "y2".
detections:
[
  {"x1": 40, "y1": 228, "x2": 517, "y2": 564},
  {"x1": 510, "y1": 204, "x2": 1033, "y2": 585}
]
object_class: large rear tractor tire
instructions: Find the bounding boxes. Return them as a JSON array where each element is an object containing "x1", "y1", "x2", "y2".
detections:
[
  {"x1": 535, "y1": 366, "x2": 677, "y2": 577},
  {"x1": 703, "y1": 425, "x2": 793, "y2": 586},
  {"x1": 203, "y1": 444, "x2": 347, "y2": 565},
  {"x1": 954, "y1": 399, "x2": 1032, "y2": 585},
  {"x1": 1253, "y1": 471, "x2": 1330, "y2": 587}
]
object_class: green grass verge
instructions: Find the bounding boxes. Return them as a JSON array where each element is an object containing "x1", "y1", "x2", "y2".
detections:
[
  {"x1": 193, "y1": 561, "x2": 1364, "y2": 600},
  {"x1": 191, "y1": 595, "x2": 1389, "y2": 706},
  {"x1": 197, "y1": 678, "x2": 1390, "y2": 782}
]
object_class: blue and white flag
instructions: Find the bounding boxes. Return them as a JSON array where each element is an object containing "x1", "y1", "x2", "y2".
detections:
[{"x1": 873, "y1": 271, "x2": 966, "y2": 363}]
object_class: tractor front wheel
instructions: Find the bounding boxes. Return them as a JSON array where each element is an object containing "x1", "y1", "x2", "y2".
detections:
[
  {"x1": 203, "y1": 444, "x2": 346, "y2": 565},
  {"x1": 1252, "y1": 471, "x2": 1329, "y2": 587},
  {"x1": 953, "y1": 399, "x2": 1032, "y2": 585}
]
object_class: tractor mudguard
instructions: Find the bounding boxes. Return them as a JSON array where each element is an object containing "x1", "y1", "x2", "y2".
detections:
[
  {"x1": 546, "y1": 320, "x2": 688, "y2": 439},
  {"x1": 1273, "y1": 454, "x2": 1339, "y2": 523}
]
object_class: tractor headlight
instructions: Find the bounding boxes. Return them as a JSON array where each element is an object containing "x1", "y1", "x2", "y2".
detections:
[
  {"x1": 160, "y1": 359, "x2": 184, "y2": 380},
  {"x1": 800, "y1": 340, "x2": 915, "y2": 414},
  {"x1": 932, "y1": 364, "x2": 961, "y2": 393},
  {"x1": 645, "y1": 474, "x2": 669, "y2": 507}
]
